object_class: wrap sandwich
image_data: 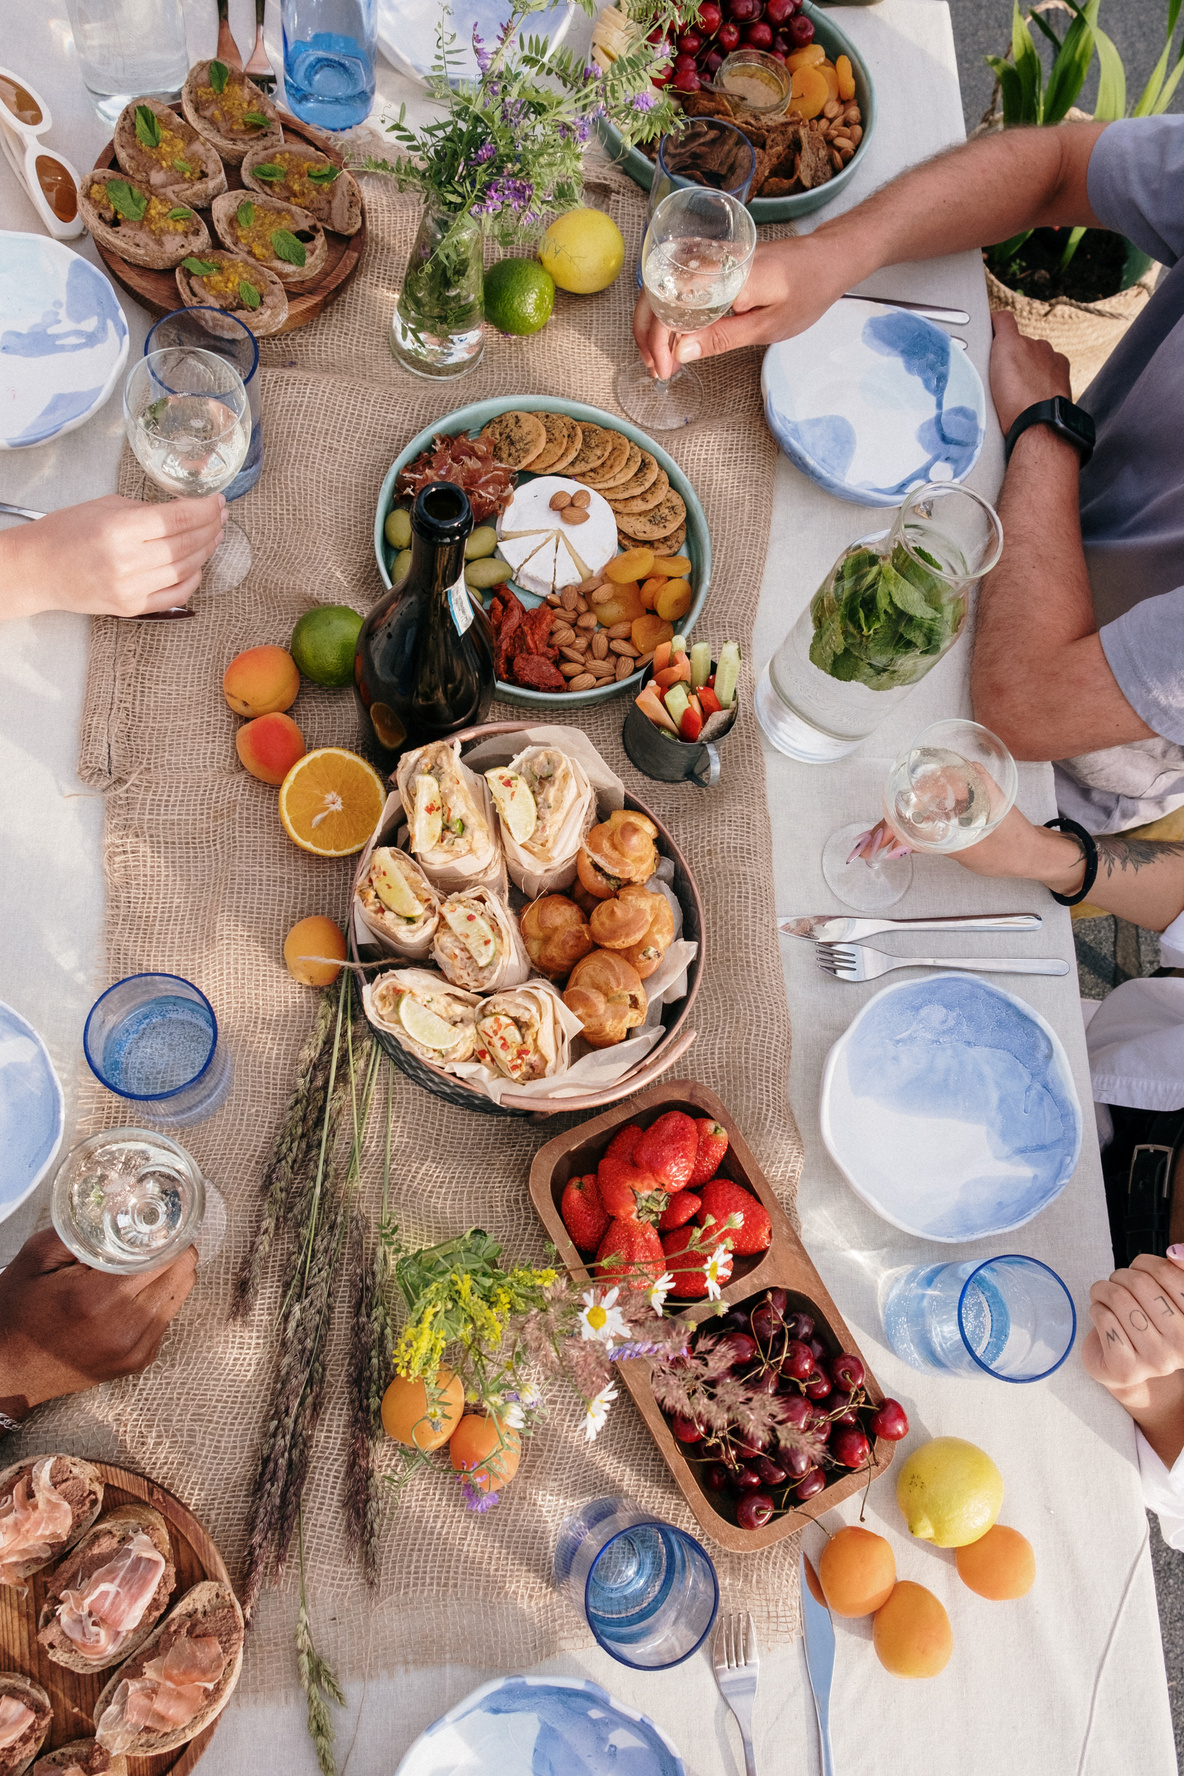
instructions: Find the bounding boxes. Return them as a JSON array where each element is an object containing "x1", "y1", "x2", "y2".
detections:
[
  {"x1": 355, "y1": 847, "x2": 441, "y2": 959},
  {"x1": 364, "y1": 969, "x2": 481, "y2": 1068},
  {"x1": 432, "y1": 888, "x2": 531, "y2": 993},
  {"x1": 484, "y1": 744, "x2": 596, "y2": 897},
  {"x1": 396, "y1": 740, "x2": 502, "y2": 895},
  {"x1": 472, "y1": 982, "x2": 581, "y2": 1086}
]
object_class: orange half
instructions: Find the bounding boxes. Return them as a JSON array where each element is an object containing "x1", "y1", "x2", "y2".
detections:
[{"x1": 279, "y1": 747, "x2": 385, "y2": 857}]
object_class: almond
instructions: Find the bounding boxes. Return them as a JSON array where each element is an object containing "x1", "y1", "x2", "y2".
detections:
[
  {"x1": 560, "y1": 587, "x2": 578, "y2": 611},
  {"x1": 563, "y1": 507, "x2": 590, "y2": 524},
  {"x1": 549, "y1": 489, "x2": 572, "y2": 510},
  {"x1": 568, "y1": 672, "x2": 596, "y2": 691},
  {"x1": 590, "y1": 585, "x2": 615, "y2": 605},
  {"x1": 571, "y1": 489, "x2": 591, "y2": 508},
  {"x1": 591, "y1": 632, "x2": 609, "y2": 659},
  {"x1": 609, "y1": 638, "x2": 639, "y2": 656},
  {"x1": 560, "y1": 662, "x2": 587, "y2": 678},
  {"x1": 560, "y1": 645, "x2": 588, "y2": 664},
  {"x1": 607, "y1": 621, "x2": 633, "y2": 638},
  {"x1": 616, "y1": 655, "x2": 635, "y2": 680},
  {"x1": 576, "y1": 611, "x2": 598, "y2": 631}
]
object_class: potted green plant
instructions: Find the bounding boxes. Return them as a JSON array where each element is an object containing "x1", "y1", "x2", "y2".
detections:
[{"x1": 980, "y1": 0, "x2": 1184, "y2": 392}]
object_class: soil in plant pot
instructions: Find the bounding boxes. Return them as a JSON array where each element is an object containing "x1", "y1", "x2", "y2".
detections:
[{"x1": 987, "y1": 226, "x2": 1133, "y2": 303}]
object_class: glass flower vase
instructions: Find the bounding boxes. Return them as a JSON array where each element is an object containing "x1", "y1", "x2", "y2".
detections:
[{"x1": 390, "y1": 200, "x2": 485, "y2": 379}]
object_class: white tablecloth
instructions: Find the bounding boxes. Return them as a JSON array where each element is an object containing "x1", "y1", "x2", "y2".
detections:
[{"x1": 0, "y1": 2, "x2": 1175, "y2": 1772}]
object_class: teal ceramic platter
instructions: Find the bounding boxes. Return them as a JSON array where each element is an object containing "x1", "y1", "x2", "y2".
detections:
[
  {"x1": 373, "y1": 394, "x2": 712, "y2": 710},
  {"x1": 595, "y1": 2, "x2": 876, "y2": 225}
]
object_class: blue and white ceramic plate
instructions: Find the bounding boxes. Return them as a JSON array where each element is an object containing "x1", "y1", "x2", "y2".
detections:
[
  {"x1": 0, "y1": 234, "x2": 128, "y2": 451},
  {"x1": 394, "y1": 1675, "x2": 686, "y2": 1776},
  {"x1": 377, "y1": 0, "x2": 577, "y2": 84},
  {"x1": 761, "y1": 299, "x2": 985, "y2": 506},
  {"x1": 0, "y1": 1002, "x2": 64, "y2": 1219},
  {"x1": 820, "y1": 974, "x2": 1082, "y2": 1242}
]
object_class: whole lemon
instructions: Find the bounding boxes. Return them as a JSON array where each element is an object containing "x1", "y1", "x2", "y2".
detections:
[
  {"x1": 538, "y1": 208, "x2": 625, "y2": 294},
  {"x1": 291, "y1": 605, "x2": 364, "y2": 688},
  {"x1": 484, "y1": 257, "x2": 556, "y2": 335},
  {"x1": 896, "y1": 1436, "x2": 1004, "y2": 1548}
]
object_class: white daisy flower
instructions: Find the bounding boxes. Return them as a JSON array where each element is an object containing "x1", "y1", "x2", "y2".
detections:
[
  {"x1": 648, "y1": 1271, "x2": 674, "y2": 1311},
  {"x1": 703, "y1": 1244, "x2": 731, "y2": 1301},
  {"x1": 583, "y1": 1382, "x2": 619, "y2": 1442},
  {"x1": 578, "y1": 1286, "x2": 629, "y2": 1346},
  {"x1": 499, "y1": 1400, "x2": 526, "y2": 1430}
]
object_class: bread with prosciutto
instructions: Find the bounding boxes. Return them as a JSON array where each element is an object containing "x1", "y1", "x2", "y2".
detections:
[
  {"x1": 94, "y1": 1580, "x2": 244, "y2": 1756},
  {"x1": 32, "y1": 1742, "x2": 127, "y2": 1776},
  {"x1": 38, "y1": 1503, "x2": 175, "y2": 1673},
  {"x1": 0, "y1": 1456, "x2": 104, "y2": 1586},
  {"x1": 0, "y1": 1676, "x2": 50, "y2": 1776}
]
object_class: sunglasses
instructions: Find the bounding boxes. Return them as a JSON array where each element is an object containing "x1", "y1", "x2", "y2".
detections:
[{"x1": 0, "y1": 67, "x2": 85, "y2": 240}]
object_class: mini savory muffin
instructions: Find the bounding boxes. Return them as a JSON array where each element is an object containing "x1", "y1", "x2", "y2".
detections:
[
  {"x1": 174, "y1": 249, "x2": 289, "y2": 335},
  {"x1": 576, "y1": 810, "x2": 659, "y2": 900},
  {"x1": 112, "y1": 97, "x2": 226, "y2": 207},
  {"x1": 78, "y1": 171, "x2": 211, "y2": 269},
  {"x1": 240, "y1": 142, "x2": 362, "y2": 236},
  {"x1": 563, "y1": 949, "x2": 647, "y2": 1048},
  {"x1": 520, "y1": 894, "x2": 594, "y2": 980},
  {"x1": 181, "y1": 60, "x2": 283, "y2": 164},
  {"x1": 210, "y1": 190, "x2": 326, "y2": 284}
]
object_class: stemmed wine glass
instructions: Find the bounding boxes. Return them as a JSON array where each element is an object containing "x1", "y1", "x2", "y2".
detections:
[
  {"x1": 822, "y1": 719, "x2": 1019, "y2": 912},
  {"x1": 616, "y1": 185, "x2": 757, "y2": 432},
  {"x1": 123, "y1": 347, "x2": 252, "y2": 595}
]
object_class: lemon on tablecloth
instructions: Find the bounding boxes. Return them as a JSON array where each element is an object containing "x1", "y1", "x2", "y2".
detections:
[
  {"x1": 896, "y1": 1436, "x2": 1004, "y2": 1548},
  {"x1": 484, "y1": 257, "x2": 556, "y2": 335},
  {"x1": 538, "y1": 209, "x2": 625, "y2": 294},
  {"x1": 279, "y1": 747, "x2": 385, "y2": 856}
]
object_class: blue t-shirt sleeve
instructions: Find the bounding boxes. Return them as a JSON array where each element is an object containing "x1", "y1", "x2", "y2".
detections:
[
  {"x1": 1087, "y1": 116, "x2": 1184, "y2": 267},
  {"x1": 1101, "y1": 585, "x2": 1184, "y2": 743}
]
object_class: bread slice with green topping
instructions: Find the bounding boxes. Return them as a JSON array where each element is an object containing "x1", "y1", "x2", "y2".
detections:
[
  {"x1": 181, "y1": 60, "x2": 283, "y2": 165},
  {"x1": 240, "y1": 142, "x2": 362, "y2": 236},
  {"x1": 78, "y1": 170, "x2": 211, "y2": 269},
  {"x1": 175, "y1": 249, "x2": 289, "y2": 334},
  {"x1": 210, "y1": 190, "x2": 326, "y2": 284},
  {"x1": 112, "y1": 98, "x2": 226, "y2": 208}
]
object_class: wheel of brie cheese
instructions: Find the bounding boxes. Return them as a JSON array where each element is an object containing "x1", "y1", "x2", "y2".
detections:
[{"x1": 495, "y1": 476, "x2": 619, "y2": 597}]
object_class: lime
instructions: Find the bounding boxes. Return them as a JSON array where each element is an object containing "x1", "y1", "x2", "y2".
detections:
[
  {"x1": 370, "y1": 850, "x2": 424, "y2": 919},
  {"x1": 441, "y1": 900, "x2": 496, "y2": 966},
  {"x1": 538, "y1": 209, "x2": 625, "y2": 294},
  {"x1": 291, "y1": 605, "x2": 363, "y2": 688},
  {"x1": 400, "y1": 996, "x2": 463, "y2": 1052},
  {"x1": 484, "y1": 258, "x2": 556, "y2": 335},
  {"x1": 896, "y1": 1436, "x2": 1004, "y2": 1548},
  {"x1": 484, "y1": 768, "x2": 538, "y2": 844}
]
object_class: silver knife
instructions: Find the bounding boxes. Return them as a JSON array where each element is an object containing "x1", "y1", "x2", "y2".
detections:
[
  {"x1": 801, "y1": 1553, "x2": 835, "y2": 1776},
  {"x1": 842, "y1": 292, "x2": 971, "y2": 326},
  {"x1": 780, "y1": 912, "x2": 1043, "y2": 942},
  {"x1": 0, "y1": 502, "x2": 194, "y2": 618}
]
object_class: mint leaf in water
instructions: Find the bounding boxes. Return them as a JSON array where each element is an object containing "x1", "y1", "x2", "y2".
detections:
[
  {"x1": 208, "y1": 59, "x2": 229, "y2": 93},
  {"x1": 238, "y1": 279, "x2": 261, "y2": 309},
  {"x1": 105, "y1": 179, "x2": 147, "y2": 221},
  {"x1": 809, "y1": 542, "x2": 963, "y2": 692},
  {"x1": 182, "y1": 256, "x2": 219, "y2": 275},
  {"x1": 271, "y1": 228, "x2": 306, "y2": 267},
  {"x1": 307, "y1": 164, "x2": 341, "y2": 184},
  {"x1": 252, "y1": 162, "x2": 284, "y2": 181},
  {"x1": 166, "y1": 206, "x2": 193, "y2": 220},
  {"x1": 243, "y1": 111, "x2": 271, "y2": 128},
  {"x1": 237, "y1": 199, "x2": 255, "y2": 229},
  {"x1": 134, "y1": 104, "x2": 162, "y2": 148}
]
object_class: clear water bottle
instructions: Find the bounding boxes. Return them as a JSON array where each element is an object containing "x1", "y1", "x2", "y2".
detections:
[
  {"x1": 281, "y1": 0, "x2": 377, "y2": 131},
  {"x1": 65, "y1": 0, "x2": 189, "y2": 126}
]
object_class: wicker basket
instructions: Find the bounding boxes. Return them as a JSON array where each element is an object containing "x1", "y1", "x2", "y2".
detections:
[{"x1": 353, "y1": 721, "x2": 704, "y2": 1119}]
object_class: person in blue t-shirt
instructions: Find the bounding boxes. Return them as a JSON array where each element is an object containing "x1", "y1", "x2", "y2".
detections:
[{"x1": 635, "y1": 118, "x2": 1184, "y2": 835}]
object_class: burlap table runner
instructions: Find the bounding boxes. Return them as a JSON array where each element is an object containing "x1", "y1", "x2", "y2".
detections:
[{"x1": 15, "y1": 167, "x2": 806, "y2": 1699}]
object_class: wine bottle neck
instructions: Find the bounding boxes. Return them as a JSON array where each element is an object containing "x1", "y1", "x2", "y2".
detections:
[{"x1": 410, "y1": 527, "x2": 468, "y2": 601}]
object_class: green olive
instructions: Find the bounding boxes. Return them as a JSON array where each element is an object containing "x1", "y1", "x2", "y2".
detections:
[
  {"x1": 392, "y1": 548, "x2": 412, "y2": 581},
  {"x1": 384, "y1": 507, "x2": 412, "y2": 551},
  {"x1": 464, "y1": 525, "x2": 499, "y2": 561},
  {"x1": 464, "y1": 556, "x2": 513, "y2": 590}
]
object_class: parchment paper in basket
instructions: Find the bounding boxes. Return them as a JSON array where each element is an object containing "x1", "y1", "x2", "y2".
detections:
[
  {"x1": 461, "y1": 726, "x2": 622, "y2": 899},
  {"x1": 351, "y1": 797, "x2": 442, "y2": 960},
  {"x1": 394, "y1": 740, "x2": 506, "y2": 895}
]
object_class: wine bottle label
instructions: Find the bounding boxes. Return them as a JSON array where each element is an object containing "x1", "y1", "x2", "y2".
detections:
[{"x1": 448, "y1": 575, "x2": 474, "y2": 638}]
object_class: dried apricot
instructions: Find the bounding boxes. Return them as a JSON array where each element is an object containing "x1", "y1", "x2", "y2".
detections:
[
  {"x1": 595, "y1": 584, "x2": 645, "y2": 626},
  {"x1": 819, "y1": 62, "x2": 840, "y2": 101},
  {"x1": 655, "y1": 577, "x2": 693, "y2": 622},
  {"x1": 836, "y1": 53, "x2": 856, "y2": 102},
  {"x1": 632, "y1": 614, "x2": 674, "y2": 654},
  {"x1": 786, "y1": 43, "x2": 826, "y2": 70},
  {"x1": 638, "y1": 576, "x2": 667, "y2": 611},
  {"x1": 606, "y1": 547, "x2": 656, "y2": 584},
  {"x1": 651, "y1": 554, "x2": 692, "y2": 578},
  {"x1": 789, "y1": 65, "x2": 829, "y2": 119}
]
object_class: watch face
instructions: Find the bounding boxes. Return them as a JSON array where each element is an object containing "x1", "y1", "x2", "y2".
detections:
[{"x1": 1055, "y1": 398, "x2": 1095, "y2": 448}]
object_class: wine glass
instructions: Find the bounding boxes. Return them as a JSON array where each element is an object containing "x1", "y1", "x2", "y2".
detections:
[
  {"x1": 617, "y1": 185, "x2": 757, "y2": 432},
  {"x1": 123, "y1": 347, "x2": 252, "y2": 595},
  {"x1": 822, "y1": 718, "x2": 1019, "y2": 911}
]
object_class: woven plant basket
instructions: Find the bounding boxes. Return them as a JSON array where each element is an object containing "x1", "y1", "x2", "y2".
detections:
[{"x1": 984, "y1": 261, "x2": 1158, "y2": 398}]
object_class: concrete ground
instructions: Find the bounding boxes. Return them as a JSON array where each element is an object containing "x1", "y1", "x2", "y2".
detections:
[{"x1": 939, "y1": 2, "x2": 1184, "y2": 1764}]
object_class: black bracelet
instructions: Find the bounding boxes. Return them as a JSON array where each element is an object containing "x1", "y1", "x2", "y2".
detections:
[{"x1": 1044, "y1": 817, "x2": 1099, "y2": 906}]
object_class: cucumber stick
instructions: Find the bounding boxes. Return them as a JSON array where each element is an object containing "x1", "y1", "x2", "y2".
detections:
[
  {"x1": 690, "y1": 641, "x2": 711, "y2": 689},
  {"x1": 715, "y1": 640, "x2": 741, "y2": 707}
]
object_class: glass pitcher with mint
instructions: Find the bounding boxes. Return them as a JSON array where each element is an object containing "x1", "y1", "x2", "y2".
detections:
[{"x1": 756, "y1": 483, "x2": 1004, "y2": 763}]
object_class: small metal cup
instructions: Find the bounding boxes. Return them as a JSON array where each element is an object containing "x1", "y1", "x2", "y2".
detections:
[{"x1": 622, "y1": 663, "x2": 739, "y2": 788}]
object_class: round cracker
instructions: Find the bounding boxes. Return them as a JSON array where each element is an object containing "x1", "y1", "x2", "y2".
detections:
[
  {"x1": 587, "y1": 439, "x2": 642, "y2": 491},
  {"x1": 578, "y1": 431, "x2": 631, "y2": 486},
  {"x1": 566, "y1": 424, "x2": 616, "y2": 477},
  {"x1": 604, "y1": 450, "x2": 660, "y2": 504},
  {"x1": 479, "y1": 410, "x2": 548, "y2": 470},
  {"x1": 660, "y1": 521, "x2": 687, "y2": 555},
  {"x1": 609, "y1": 468, "x2": 669, "y2": 515},
  {"x1": 616, "y1": 487, "x2": 687, "y2": 541},
  {"x1": 524, "y1": 411, "x2": 576, "y2": 474},
  {"x1": 548, "y1": 420, "x2": 584, "y2": 474}
]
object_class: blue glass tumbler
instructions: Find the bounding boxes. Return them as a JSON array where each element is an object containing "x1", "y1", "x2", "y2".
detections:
[
  {"x1": 281, "y1": 0, "x2": 377, "y2": 130},
  {"x1": 554, "y1": 1496, "x2": 718, "y2": 1670},
  {"x1": 636, "y1": 119, "x2": 757, "y2": 288},
  {"x1": 83, "y1": 972, "x2": 233, "y2": 1127},
  {"x1": 881, "y1": 1255, "x2": 1077, "y2": 1383},
  {"x1": 145, "y1": 308, "x2": 262, "y2": 500}
]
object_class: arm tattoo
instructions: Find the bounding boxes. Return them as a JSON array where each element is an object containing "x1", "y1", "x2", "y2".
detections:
[{"x1": 1096, "y1": 837, "x2": 1184, "y2": 878}]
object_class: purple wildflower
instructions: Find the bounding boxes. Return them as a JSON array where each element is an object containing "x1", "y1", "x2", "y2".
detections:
[
  {"x1": 632, "y1": 90, "x2": 656, "y2": 110},
  {"x1": 574, "y1": 117, "x2": 592, "y2": 143},
  {"x1": 475, "y1": 140, "x2": 495, "y2": 162},
  {"x1": 612, "y1": 1339, "x2": 687, "y2": 1362},
  {"x1": 583, "y1": 63, "x2": 601, "y2": 81},
  {"x1": 472, "y1": 26, "x2": 492, "y2": 73},
  {"x1": 459, "y1": 1476, "x2": 500, "y2": 1512}
]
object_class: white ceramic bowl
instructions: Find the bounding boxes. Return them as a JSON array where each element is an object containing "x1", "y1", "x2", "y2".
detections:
[
  {"x1": 0, "y1": 1001, "x2": 65, "y2": 1219},
  {"x1": 0, "y1": 234, "x2": 129, "y2": 450}
]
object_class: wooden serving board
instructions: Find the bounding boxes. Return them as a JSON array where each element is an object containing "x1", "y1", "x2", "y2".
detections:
[
  {"x1": 91, "y1": 108, "x2": 366, "y2": 334},
  {"x1": 0, "y1": 1464, "x2": 231, "y2": 1776}
]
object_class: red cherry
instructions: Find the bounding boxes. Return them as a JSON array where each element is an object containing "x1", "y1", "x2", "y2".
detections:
[
  {"x1": 868, "y1": 1398, "x2": 910, "y2": 1441},
  {"x1": 731, "y1": 1433, "x2": 766, "y2": 1459},
  {"x1": 781, "y1": 1340, "x2": 813, "y2": 1382},
  {"x1": 735, "y1": 1465, "x2": 764, "y2": 1492},
  {"x1": 830, "y1": 1425, "x2": 871, "y2": 1469},
  {"x1": 744, "y1": 20, "x2": 773, "y2": 48},
  {"x1": 830, "y1": 1352, "x2": 866, "y2": 1391},
  {"x1": 678, "y1": 30, "x2": 702, "y2": 54},
  {"x1": 804, "y1": 1372, "x2": 832, "y2": 1402},
  {"x1": 764, "y1": 0, "x2": 795, "y2": 21},
  {"x1": 807, "y1": 1337, "x2": 826, "y2": 1363},
  {"x1": 673, "y1": 51, "x2": 698, "y2": 71},
  {"x1": 717, "y1": 21, "x2": 740, "y2": 50},
  {"x1": 756, "y1": 1455, "x2": 787, "y2": 1486},
  {"x1": 780, "y1": 1393, "x2": 812, "y2": 1430},
  {"x1": 651, "y1": 64, "x2": 673, "y2": 86},
  {"x1": 702, "y1": 49, "x2": 724, "y2": 74},
  {"x1": 787, "y1": 1313, "x2": 814, "y2": 1342},
  {"x1": 728, "y1": 0, "x2": 760, "y2": 19},
  {"x1": 783, "y1": 1445, "x2": 811, "y2": 1479},
  {"x1": 737, "y1": 1492, "x2": 775, "y2": 1530},
  {"x1": 723, "y1": 1331, "x2": 759, "y2": 1368},
  {"x1": 672, "y1": 1416, "x2": 703, "y2": 1443},
  {"x1": 696, "y1": 0, "x2": 723, "y2": 30},
  {"x1": 768, "y1": 47, "x2": 786, "y2": 62},
  {"x1": 788, "y1": 12, "x2": 814, "y2": 44},
  {"x1": 768, "y1": 1287, "x2": 788, "y2": 1314},
  {"x1": 704, "y1": 1462, "x2": 733, "y2": 1490},
  {"x1": 794, "y1": 1468, "x2": 827, "y2": 1502}
]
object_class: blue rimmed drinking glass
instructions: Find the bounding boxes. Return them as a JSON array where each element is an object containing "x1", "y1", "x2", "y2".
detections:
[
  {"x1": 145, "y1": 307, "x2": 262, "y2": 500},
  {"x1": 83, "y1": 973, "x2": 233, "y2": 1127},
  {"x1": 636, "y1": 118, "x2": 757, "y2": 288},
  {"x1": 554, "y1": 1496, "x2": 718, "y2": 1669},
  {"x1": 881, "y1": 1255, "x2": 1077, "y2": 1383}
]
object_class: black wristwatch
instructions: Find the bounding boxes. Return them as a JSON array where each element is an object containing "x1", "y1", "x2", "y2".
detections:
[{"x1": 1005, "y1": 396, "x2": 1095, "y2": 465}]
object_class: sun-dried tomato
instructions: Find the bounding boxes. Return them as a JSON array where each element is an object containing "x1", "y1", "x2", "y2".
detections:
[{"x1": 513, "y1": 653, "x2": 566, "y2": 692}]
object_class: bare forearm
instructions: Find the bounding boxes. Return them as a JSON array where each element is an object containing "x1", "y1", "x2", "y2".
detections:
[
  {"x1": 958, "y1": 811, "x2": 1184, "y2": 929},
  {"x1": 0, "y1": 527, "x2": 56, "y2": 621}
]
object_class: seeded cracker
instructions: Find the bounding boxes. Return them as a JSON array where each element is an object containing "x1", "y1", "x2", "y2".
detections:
[
  {"x1": 522, "y1": 411, "x2": 576, "y2": 474},
  {"x1": 479, "y1": 410, "x2": 548, "y2": 470},
  {"x1": 616, "y1": 487, "x2": 687, "y2": 542},
  {"x1": 565, "y1": 423, "x2": 616, "y2": 477}
]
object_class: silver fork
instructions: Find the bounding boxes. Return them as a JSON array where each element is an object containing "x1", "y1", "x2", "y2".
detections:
[
  {"x1": 244, "y1": 0, "x2": 277, "y2": 90},
  {"x1": 817, "y1": 941, "x2": 1069, "y2": 982},
  {"x1": 713, "y1": 1610, "x2": 758, "y2": 1776}
]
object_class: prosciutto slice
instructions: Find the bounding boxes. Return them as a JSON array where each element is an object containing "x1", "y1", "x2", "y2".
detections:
[
  {"x1": 0, "y1": 1694, "x2": 35, "y2": 1749},
  {"x1": 0, "y1": 1458, "x2": 73, "y2": 1583},
  {"x1": 58, "y1": 1532, "x2": 167, "y2": 1659},
  {"x1": 98, "y1": 1633, "x2": 225, "y2": 1752}
]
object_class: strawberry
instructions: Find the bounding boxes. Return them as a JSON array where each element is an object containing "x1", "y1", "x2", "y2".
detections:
[
  {"x1": 661, "y1": 1225, "x2": 734, "y2": 1298},
  {"x1": 688, "y1": 1120, "x2": 729, "y2": 1187},
  {"x1": 595, "y1": 1217, "x2": 666, "y2": 1290},
  {"x1": 697, "y1": 1177, "x2": 772, "y2": 1256},
  {"x1": 560, "y1": 1173, "x2": 610, "y2": 1254},
  {"x1": 659, "y1": 1189, "x2": 701, "y2": 1232},
  {"x1": 597, "y1": 1153, "x2": 667, "y2": 1222},
  {"x1": 604, "y1": 1123, "x2": 643, "y2": 1164},
  {"x1": 634, "y1": 1110, "x2": 699, "y2": 1191}
]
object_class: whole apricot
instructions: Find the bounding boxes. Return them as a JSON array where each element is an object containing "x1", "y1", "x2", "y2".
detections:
[
  {"x1": 223, "y1": 644, "x2": 300, "y2": 717},
  {"x1": 381, "y1": 1367, "x2": 464, "y2": 1451},
  {"x1": 284, "y1": 916, "x2": 346, "y2": 987},
  {"x1": 449, "y1": 1412, "x2": 522, "y2": 1493},
  {"x1": 872, "y1": 1580, "x2": 953, "y2": 1679},
  {"x1": 236, "y1": 711, "x2": 306, "y2": 785},
  {"x1": 955, "y1": 1524, "x2": 1035, "y2": 1600},
  {"x1": 818, "y1": 1525, "x2": 896, "y2": 1618}
]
